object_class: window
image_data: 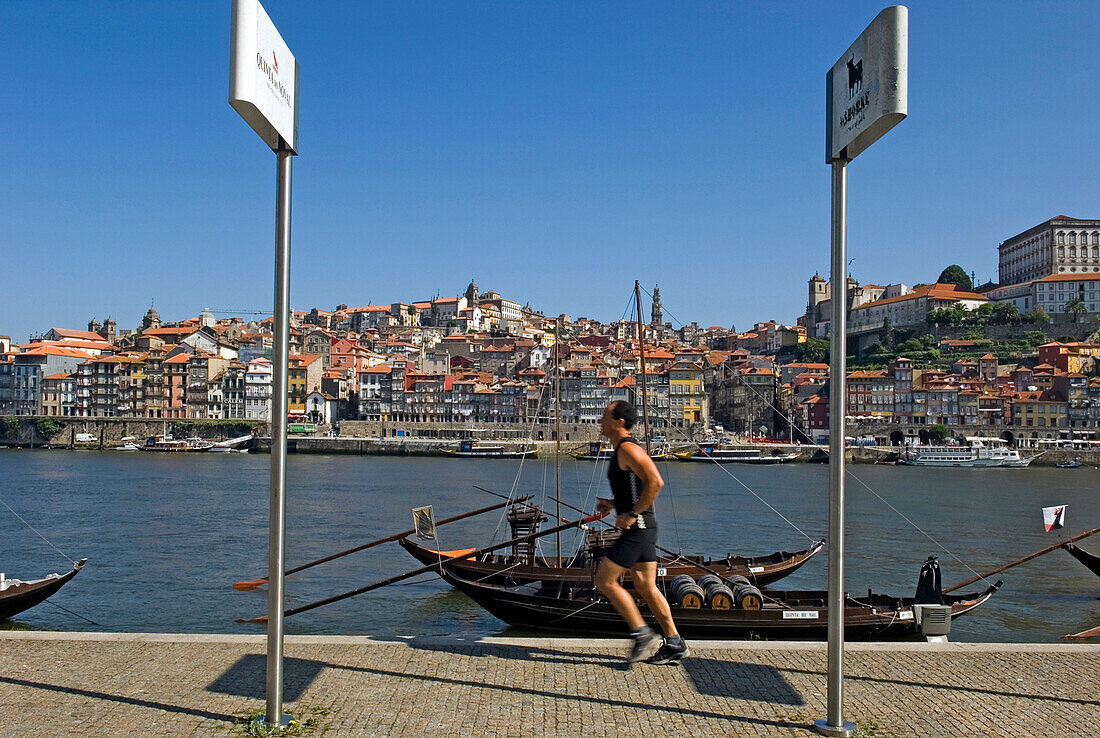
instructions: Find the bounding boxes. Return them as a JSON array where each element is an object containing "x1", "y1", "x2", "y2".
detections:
[
  {"x1": 1058, "y1": 233, "x2": 1065, "y2": 245},
  {"x1": 1069, "y1": 232, "x2": 1077, "y2": 245}
]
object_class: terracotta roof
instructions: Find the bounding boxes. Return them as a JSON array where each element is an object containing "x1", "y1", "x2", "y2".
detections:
[
  {"x1": 49, "y1": 328, "x2": 104, "y2": 341},
  {"x1": 851, "y1": 283, "x2": 988, "y2": 311},
  {"x1": 1036, "y1": 272, "x2": 1100, "y2": 283},
  {"x1": 18, "y1": 346, "x2": 95, "y2": 360}
]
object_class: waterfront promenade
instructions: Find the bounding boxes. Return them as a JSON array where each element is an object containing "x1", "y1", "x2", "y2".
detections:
[{"x1": 0, "y1": 633, "x2": 1096, "y2": 737}]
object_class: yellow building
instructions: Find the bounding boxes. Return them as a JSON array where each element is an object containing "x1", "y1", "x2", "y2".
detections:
[
  {"x1": 288, "y1": 354, "x2": 323, "y2": 416},
  {"x1": 669, "y1": 361, "x2": 707, "y2": 425}
]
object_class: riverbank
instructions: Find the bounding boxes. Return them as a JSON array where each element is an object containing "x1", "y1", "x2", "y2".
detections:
[
  {"x1": 0, "y1": 632, "x2": 1095, "y2": 737},
  {"x1": 6, "y1": 437, "x2": 1098, "y2": 466}
]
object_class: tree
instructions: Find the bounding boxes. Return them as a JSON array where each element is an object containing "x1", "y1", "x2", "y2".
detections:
[
  {"x1": 881, "y1": 316, "x2": 896, "y2": 351},
  {"x1": 1064, "y1": 297, "x2": 1088, "y2": 323},
  {"x1": 927, "y1": 424, "x2": 949, "y2": 443},
  {"x1": 1, "y1": 416, "x2": 19, "y2": 440},
  {"x1": 937, "y1": 265, "x2": 973, "y2": 291},
  {"x1": 991, "y1": 302, "x2": 1020, "y2": 324},
  {"x1": 34, "y1": 417, "x2": 61, "y2": 442},
  {"x1": 1024, "y1": 306, "x2": 1051, "y2": 324},
  {"x1": 927, "y1": 304, "x2": 966, "y2": 326},
  {"x1": 797, "y1": 337, "x2": 829, "y2": 364}
]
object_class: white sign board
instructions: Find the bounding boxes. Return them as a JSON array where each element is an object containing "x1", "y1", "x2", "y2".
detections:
[
  {"x1": 826, "y1": 5, "x2": 907, "y2": 162},
  {"x1": 230, "y1": 0, "x2": 299, "y2": 153}
]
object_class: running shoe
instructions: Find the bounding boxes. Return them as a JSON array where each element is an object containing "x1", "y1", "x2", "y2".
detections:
[
  {"x1": 627, "y1": 631, "x2": 660, "y2": 663},
  {"x1": 645, "y1": 640, "x2": 690, "y2": 665}
]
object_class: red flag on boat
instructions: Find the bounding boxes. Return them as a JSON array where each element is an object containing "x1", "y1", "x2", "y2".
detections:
[{"x1": 1042, "y1": 505, "x2": 1067, "y2": 532}]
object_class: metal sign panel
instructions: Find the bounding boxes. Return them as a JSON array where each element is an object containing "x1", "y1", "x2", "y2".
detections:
[
  {"x1": 826, "y1": 6, "x2": 907, "y2": 162},
  {"x1": 230, "y1": 0, "x2": 299, "y2": 153}
]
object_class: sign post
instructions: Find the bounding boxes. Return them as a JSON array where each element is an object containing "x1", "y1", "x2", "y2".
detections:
[
  {"x1": 817, "y1": 7, "x2": 907, "y2": 737},
  {"x1": 229, "y1": 0, "x2": 299, "y2": 729}
]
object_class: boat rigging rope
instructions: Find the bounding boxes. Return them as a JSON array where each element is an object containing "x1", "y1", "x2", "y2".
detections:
[
  {"x1": 43, "y1": 599, "x2": 102, "y2": 627},
  {"x1": 626, "y1": 297, "x2": 685, "y2": 553},
  {"x1": 629, "y1": 285, "x2": 817, "y2": 544},
  {"x1": 0, "y1": 494, "x2": 74, "y2": 565},
  {"x1": 734, "y1": 371, "x2": 992, "y2": 584}
]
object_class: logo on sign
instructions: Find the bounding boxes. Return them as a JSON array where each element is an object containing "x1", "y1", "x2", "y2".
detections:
[
  {"x1": 846, "y1": 56, "x2": 863, "y2": 99},
  {"x1": 255, "y1": 51, "x2": 292, "y2": 109}
]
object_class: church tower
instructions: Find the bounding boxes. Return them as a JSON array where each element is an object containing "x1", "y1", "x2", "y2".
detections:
[
  {"x1": 142, "y1": 302, "x2": 162, "y2": 331},
  {"x1": 650, "y1": 284, "x2": 662, "y2": 326}
]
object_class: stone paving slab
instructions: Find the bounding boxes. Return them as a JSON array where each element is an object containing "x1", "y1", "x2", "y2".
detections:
[{"x1": 0, "y1": 633, "x2": 1097, "y2": 737}]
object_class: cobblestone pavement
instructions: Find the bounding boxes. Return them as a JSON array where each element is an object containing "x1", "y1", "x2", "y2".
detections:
[{"x1": 0, "y1": 633, "x2": 1096, "y2": 737}]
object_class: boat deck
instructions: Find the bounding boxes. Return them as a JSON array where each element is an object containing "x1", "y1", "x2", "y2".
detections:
[{"x1": 0, "y1": 632, "x2": 1096, "y2": 736}]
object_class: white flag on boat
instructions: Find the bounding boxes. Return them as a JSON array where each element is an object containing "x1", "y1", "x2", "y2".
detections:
[
  {"x1": 1042, "y1": 505, "x2": 1067, "y2": 532},
  {"x1": 413, "y1": 505, "x2": 437, "y2": 541}
]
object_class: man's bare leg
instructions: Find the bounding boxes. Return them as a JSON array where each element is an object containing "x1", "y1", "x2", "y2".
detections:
[
  {"x1": 630, "y1": 562, "x2": 678, "y2": 637},
  {"x1": 595, "y1": 558, "x2": 644, "y2": 629}
]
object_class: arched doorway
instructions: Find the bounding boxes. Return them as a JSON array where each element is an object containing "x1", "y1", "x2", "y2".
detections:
[{"x1": 889, "y1": 430, "x2": 905, "y2": 446}]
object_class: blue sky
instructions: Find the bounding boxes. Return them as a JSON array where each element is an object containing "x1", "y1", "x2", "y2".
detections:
[{"x1": 4, "y1": 1, "x2": 1098, "y2": 343}]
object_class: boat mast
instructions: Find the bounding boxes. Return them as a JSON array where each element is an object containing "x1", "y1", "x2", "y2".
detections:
[
  {"x1": 554, "y1": 316, "x2": 562, "y2": 559},
  {"x1": 634, "y1": 281, "x2": 652, "y2": 455}
]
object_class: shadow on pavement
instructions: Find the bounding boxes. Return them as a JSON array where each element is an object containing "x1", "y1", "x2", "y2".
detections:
[
  {"x1": 207, "y1": 653, "x2": 325, "y2": 701},
  {"x1": 781, "y1": 666, "x2": 1099, "y2": 707},
  {"x1": 0, "y1": 675, "x2": 238, "y2": 724},
  {"x1": 405, "y1": 638, "x2": 804, "y2": 704}
]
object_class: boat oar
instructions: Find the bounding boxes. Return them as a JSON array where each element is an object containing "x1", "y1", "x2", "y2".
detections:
[
  {"x1": 472, "y1": 485, "x2": 542, "y2": 511},
  {"x1": 236, "y1": 511, "x2": 608, "y2": 623},
  {"x1": 232, "y1": 495, "x2": 534, "y2": 590},
  {"x1": 943, "y1": 525, "x2": 1100, "y2": 593}
]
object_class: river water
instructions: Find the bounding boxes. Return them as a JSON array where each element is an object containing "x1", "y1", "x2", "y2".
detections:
[{"x1": 1, "y1": 449, "x2": 1096, "y2": 642}]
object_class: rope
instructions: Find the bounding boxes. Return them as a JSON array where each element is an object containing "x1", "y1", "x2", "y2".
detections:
[
  {"x1": 43, "y1": 599, "x2": 102, "y2": 627},
  {"x1": 0, "y1": 495, "x2": 74, "y2": 565},
  {"x1": 734, "y1": 372, "x2": 992, "y2": 584}
]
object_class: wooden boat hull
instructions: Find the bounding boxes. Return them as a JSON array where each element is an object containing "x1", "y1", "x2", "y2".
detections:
[
  {"x1": 0, "y1": 559, "x2": 86, "y2": 620},
  {"x1": 441, "y1": 568, "x2": 999, "y2": 640},
  {"x1": 399, "y1": 537, "x2": 823, "y2": 588},
  {"x1": 1063, "y1": 543, "x2": 1100, "y2": 578}
]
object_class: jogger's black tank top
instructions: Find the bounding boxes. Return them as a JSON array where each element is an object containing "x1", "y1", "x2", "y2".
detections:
[{"x1": 607, "y1": 438, "x2": 657, "y2": 530}]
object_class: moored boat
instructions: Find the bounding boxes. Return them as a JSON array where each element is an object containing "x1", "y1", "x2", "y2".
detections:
[
  {"x1": 443, "y1": 440, "x2": 537, "y2": 459},
  {"x1": 141, "y1": 434, "x2": 214, "y2": 452},
  {"x1": 1063, "y1": 543, "x2": 1100, "y2": 578},
  {"x1": 676, "y1": 444, "x2": 798, "y2": 464},
  {"x1": 438, "y1": 558, "x2": 1000, "y2": 640},
  {"x1": 399, "y1": 534, "x2": 824, "y2": 588},
  {"x1": 900, "y1": 437, "x2": 1040, "y2": 467},
  {"x1": 573, "y1": 442, "x2": 613, "y2": 461},
  {"x1": 1055, "y1": 456, "x2": 1083, "y2": 469},
  {"x1": 0, "y1": 559, "x2": 87, "y2": 620}
]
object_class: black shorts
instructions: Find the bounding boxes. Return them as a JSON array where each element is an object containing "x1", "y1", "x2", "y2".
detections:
[{"x1": 606, "y1": 527, "x2": 658, "y2": 569}]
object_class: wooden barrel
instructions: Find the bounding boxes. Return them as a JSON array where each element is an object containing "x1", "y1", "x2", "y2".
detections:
[
  {"x1": 670, "y1": 575, "x2": 704, "y2": 609},
  {"x1": 733, "y1": 582, "x2": 763, "y2": 610},
  {"x1": 726, "y1": 574, "x2": 750, "y2": 587},
  {"x1": 705, "y1": 583, "x2": 734, "y2": 610},
  {"x1": 697, "y1": 573, "x2": 722, "y2": 589},
  {"x1": 694, "y1": 574, "x2": 732, "y2": 609}
]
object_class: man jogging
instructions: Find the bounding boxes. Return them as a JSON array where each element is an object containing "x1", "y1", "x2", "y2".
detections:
[{"x1": 594, "y1": 399, "x2": 688, "y2": 665}]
